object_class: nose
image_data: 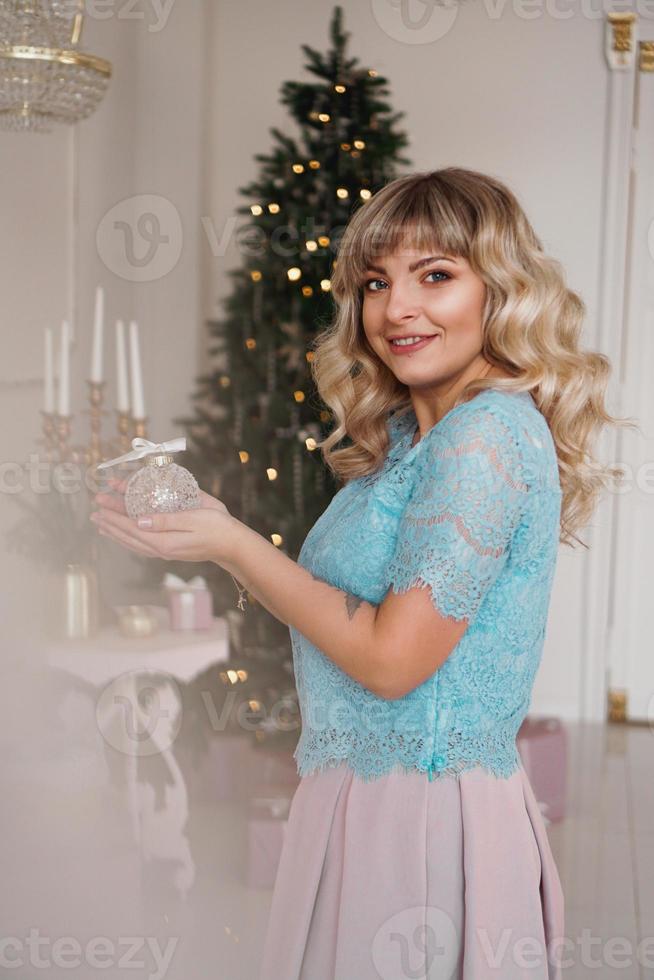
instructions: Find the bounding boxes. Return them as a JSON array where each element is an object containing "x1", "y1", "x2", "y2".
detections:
[{"x1": 384, "y1": 282, "x2": 421, "y2": 326}]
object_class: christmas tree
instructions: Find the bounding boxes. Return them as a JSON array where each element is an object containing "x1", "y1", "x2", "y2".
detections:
[{"x1": 154, "y1": 6, "x2": 411, "y2": 747}]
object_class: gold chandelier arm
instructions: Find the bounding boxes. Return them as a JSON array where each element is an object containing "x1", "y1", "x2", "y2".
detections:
[{"x1": 0, "y1": 45, "x2": 112, "y2": 77}]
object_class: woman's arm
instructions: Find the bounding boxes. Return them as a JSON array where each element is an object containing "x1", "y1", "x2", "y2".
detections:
[
  {"x1": 92, "y1": 479, "x2": 386, "y2": 696},
  {"x1": 220, "y1": 558, "x2": 290, "y2": 626},
  {"x1": 220, "y1": 519, "x2": 386, "y2": 697}
]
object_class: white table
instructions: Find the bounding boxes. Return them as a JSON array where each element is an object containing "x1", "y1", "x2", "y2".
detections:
[{"x1": 45, "y1": 605, "x2": 230, "y2": 902}]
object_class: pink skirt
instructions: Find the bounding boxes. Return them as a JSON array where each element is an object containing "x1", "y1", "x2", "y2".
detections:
[{"x1": 258, "y1": 760, "x2": 565, "y2": 980}]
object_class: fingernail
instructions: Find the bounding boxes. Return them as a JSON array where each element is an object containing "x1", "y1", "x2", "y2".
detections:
[{"x1": 137, "y1": 517, "x2": 153, "y2": 529}]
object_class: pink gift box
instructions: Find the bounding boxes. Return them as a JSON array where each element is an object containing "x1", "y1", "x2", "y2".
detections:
[
  {"x1": 168, "y1": 587, "x2": 213, "y2": 630},
  {"x1": 246, "y1": 785, "x2": 294, "y2": 889},
  {"x1": 517, "y1": 716, "x2": 568, "y2": 823}
]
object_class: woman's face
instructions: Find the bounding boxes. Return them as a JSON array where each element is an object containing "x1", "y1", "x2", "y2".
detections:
[{"x1": 360, "y1": 246, "x2": 488, "y2": 388}]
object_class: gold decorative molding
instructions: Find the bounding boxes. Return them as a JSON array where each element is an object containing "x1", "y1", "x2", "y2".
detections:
[
  {"x1": 606, "y1": 13, "x2": 638, "y2": 70},
  {"x1": 607, "y1": 687, "x2": 627, "y2": 723},
  {"x1": 608, "y1": 12, "x2": 637, "y2": 53},
  {"x1": 640, "y1": 40, "x2": 654, "y2": 72}
]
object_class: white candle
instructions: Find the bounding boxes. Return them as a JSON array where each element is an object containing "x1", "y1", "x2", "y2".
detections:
[
  {"x1": 58, "y1": 319, "x2": 71, "y2": 417},
  {"x1": 115, "y1": 319, "x2": 130, "y2": 413},
  {"x1": 129, "y1": 319, "x2": 146, "y2": 420},
  {"x1": 44, "y1": 325, "x2": 55, "y2": 414},
  {"x1": 90, "y1": 286, "x2": 105, "y2": 383}
]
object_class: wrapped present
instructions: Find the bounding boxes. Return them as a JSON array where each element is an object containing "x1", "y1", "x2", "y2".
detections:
[
  {"x1": 246, "y1": 784, "x2": 295, "y2": 889},
  {"x1": 164, "y1": 573, "x2": 213, "y2": 630},
  {"x1": 517, "y1": 716, "x2": 568, "y2": 823}
]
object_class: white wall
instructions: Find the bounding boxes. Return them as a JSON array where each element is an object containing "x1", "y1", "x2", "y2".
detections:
[{"x1": 202, "y1": 0, "x2": 621, "y2": 721}]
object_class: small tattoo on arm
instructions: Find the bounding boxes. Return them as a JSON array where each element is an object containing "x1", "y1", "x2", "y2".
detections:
[
  {"x1": 307, "y1": 569, "x2": 366, "y2": 621},
  {"x1": 345, "y1": 593, "x2": 364, "y2": 620}
]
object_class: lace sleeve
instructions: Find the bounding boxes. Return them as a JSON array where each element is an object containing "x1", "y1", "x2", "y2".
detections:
[{"x1": 385, "y1": 404, "x2": 532, "y2": 623}]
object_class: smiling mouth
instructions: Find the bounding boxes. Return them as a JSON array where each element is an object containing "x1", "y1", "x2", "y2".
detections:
[{"x1": 387, "y1": 335, "x2": 439, "y2": 353}]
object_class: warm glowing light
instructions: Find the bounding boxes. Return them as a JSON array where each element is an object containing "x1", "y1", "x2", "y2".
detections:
[
  {"x1": 336, "y1": 187, "x2": 349, "y2": 199},
  {"x1": 308, "y1": 159, "x2": 320, "y2": 169},
  {"x1": 293, "y1": 390, "x2": 305, "y2": 402},
  {"x1": 250, "y1": 270, "x2": 262, "y2": 281},
  {"x1": 305, "y1": 437, "x2": 317, "y2": 451},
  {"x1": 360, "y1": 188, "x2": 372, "y2": 200},
  {"x1": 301, "y1": 286, "x2": 313, "y2": 297},
  {"x1": 271, "y1": 533, "x2": 283, "y2": 547},
  {"x1": 320, "y1": 279, "x2": 331, "y2": 291},
  {"x1": 305, "y1": 240, "x2": 318, "y2": 251},
  {"x1": 354, "y1": 139, "x2": 365, "y2": 149},
  {"x1": 287, "y1": 267, "x2": 302, "y2": 281},
  {"x1": 292, "y1": 163, "x2": 305, "y2": 173},
  {"x1": 238, "y1": 450, "x2": 250, "y2": 463},
  {"x1": 318, "y1": 113, "x2": 330, "y2": 122},
  {"x1": 334, "y1": 84, "x2": 346, "y2": 93},
  {"x1": 318, "y1": 235, "x2": 330, "y2": 247},
  {"x1": 250, "y1": 204, "x2": 263, "y2": 216},
  {"x1": 219, "y1": 375, "x2": 230, "y2": 387},
  {"x1": 268, "y1": 203, "x2": 280, "y2": 213},
  {"x1": 267, "y1": 468, "x2": 278, "y2": 480},
  {"x1": 245, "y1": 338, "x2": 256, "y2": 349}
]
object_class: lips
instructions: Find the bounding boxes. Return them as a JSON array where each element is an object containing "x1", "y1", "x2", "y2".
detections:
[{"x1": 387, "y1": 335, "x2": 439, "y2": 354}]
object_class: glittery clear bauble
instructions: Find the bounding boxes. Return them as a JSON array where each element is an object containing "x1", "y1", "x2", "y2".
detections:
[{"x1": 125, "y1": 460, "x2": 200, "y2": 519}]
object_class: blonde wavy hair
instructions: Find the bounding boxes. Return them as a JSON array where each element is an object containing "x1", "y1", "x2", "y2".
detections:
[{"x1": 310, "y1": 167, "x2": 639, "y2": 549}]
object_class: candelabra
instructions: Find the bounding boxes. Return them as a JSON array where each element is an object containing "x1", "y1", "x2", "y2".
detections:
[
  {"x1": 39, "y1": 383, "x2": 149, "y2": 473},
  {"x1": 132, "y1": 417, "x2": 149, "y2": 440}
]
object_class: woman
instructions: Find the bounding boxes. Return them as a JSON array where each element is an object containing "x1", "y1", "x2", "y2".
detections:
[{"x1": 91, "y1": 168, "x2": 635, "y2": 979}]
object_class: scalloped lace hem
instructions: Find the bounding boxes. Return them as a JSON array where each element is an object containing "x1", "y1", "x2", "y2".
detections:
[{"x1": 293, "y1": 750, "x2": 522, "y2": 783}]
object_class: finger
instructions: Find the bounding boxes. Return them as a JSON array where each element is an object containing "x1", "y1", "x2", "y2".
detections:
[
  {"x1": 93, "y1": 491, "x2": 128, "y2": 516},
  {"x1": 133, "y1": 510, "x2": 201, "y2": 532},
  {"x1": 93, "y1": 506, "x2": 167, "y2": 546},
  {"x1": 96, "y1": 522, "x2": 160, "y2": 557},
  {"x1": 107, "y1": 476, "x2": 129, "y2": 494},
  {"x1": 198, "y1": 490, "x2": 224, "y2": 511}
]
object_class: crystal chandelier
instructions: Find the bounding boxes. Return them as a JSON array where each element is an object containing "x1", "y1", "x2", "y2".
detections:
[{"x1": 0, "y1": 0, "x2": 112, "y2": 133}]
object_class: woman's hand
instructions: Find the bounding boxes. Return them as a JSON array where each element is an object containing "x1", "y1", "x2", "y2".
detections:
[{"x1": 90, "y1": 477, "x2": 240, "y2": 566}]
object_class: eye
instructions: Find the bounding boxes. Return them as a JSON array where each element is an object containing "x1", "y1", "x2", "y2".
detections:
[
  {"x1": 363, "y1": 277, "x2": 386, "y2": 292},
  {"x1": 362, "y1": 269, "x2": 451, "y2": 292},
  {"x1": 424, "y1": 270, "x2": 451, "y2": 284}
]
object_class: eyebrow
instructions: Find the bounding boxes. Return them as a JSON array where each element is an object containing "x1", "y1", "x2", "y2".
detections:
[{"x1": 364, "y1": 255, "x2": 458, "y2": 274}]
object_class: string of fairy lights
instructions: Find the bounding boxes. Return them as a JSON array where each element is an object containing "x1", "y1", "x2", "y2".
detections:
[{"x1": 212, "y1": 73, "x2": 380, "y2": 548}]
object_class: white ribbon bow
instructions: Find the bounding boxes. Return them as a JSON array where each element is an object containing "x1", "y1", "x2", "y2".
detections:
[
  {"x1": 97, "y1": 437, "x2": 187, "y2": 470},
  {"x1": 163, "y1": 572, "x2": 208, "y2": 591}
]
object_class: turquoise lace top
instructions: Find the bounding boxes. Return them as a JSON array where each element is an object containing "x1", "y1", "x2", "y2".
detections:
[{"x1": 290, "y1": 388, "x2": 563, "y2": 782}]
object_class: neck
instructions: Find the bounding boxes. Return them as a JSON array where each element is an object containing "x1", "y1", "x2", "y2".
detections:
[{"x1": 409, "y1": 359, "x2": 508, "y2": 444}]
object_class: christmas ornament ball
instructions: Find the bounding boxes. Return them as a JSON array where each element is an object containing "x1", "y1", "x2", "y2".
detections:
[{"x1": 125, "y1": 454, "x2": 201, "y2": 520}]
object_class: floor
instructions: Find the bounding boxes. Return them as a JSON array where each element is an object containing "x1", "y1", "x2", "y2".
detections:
[{"x1": 2, "y1": 698, "x2": 653, "y2": 979}]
